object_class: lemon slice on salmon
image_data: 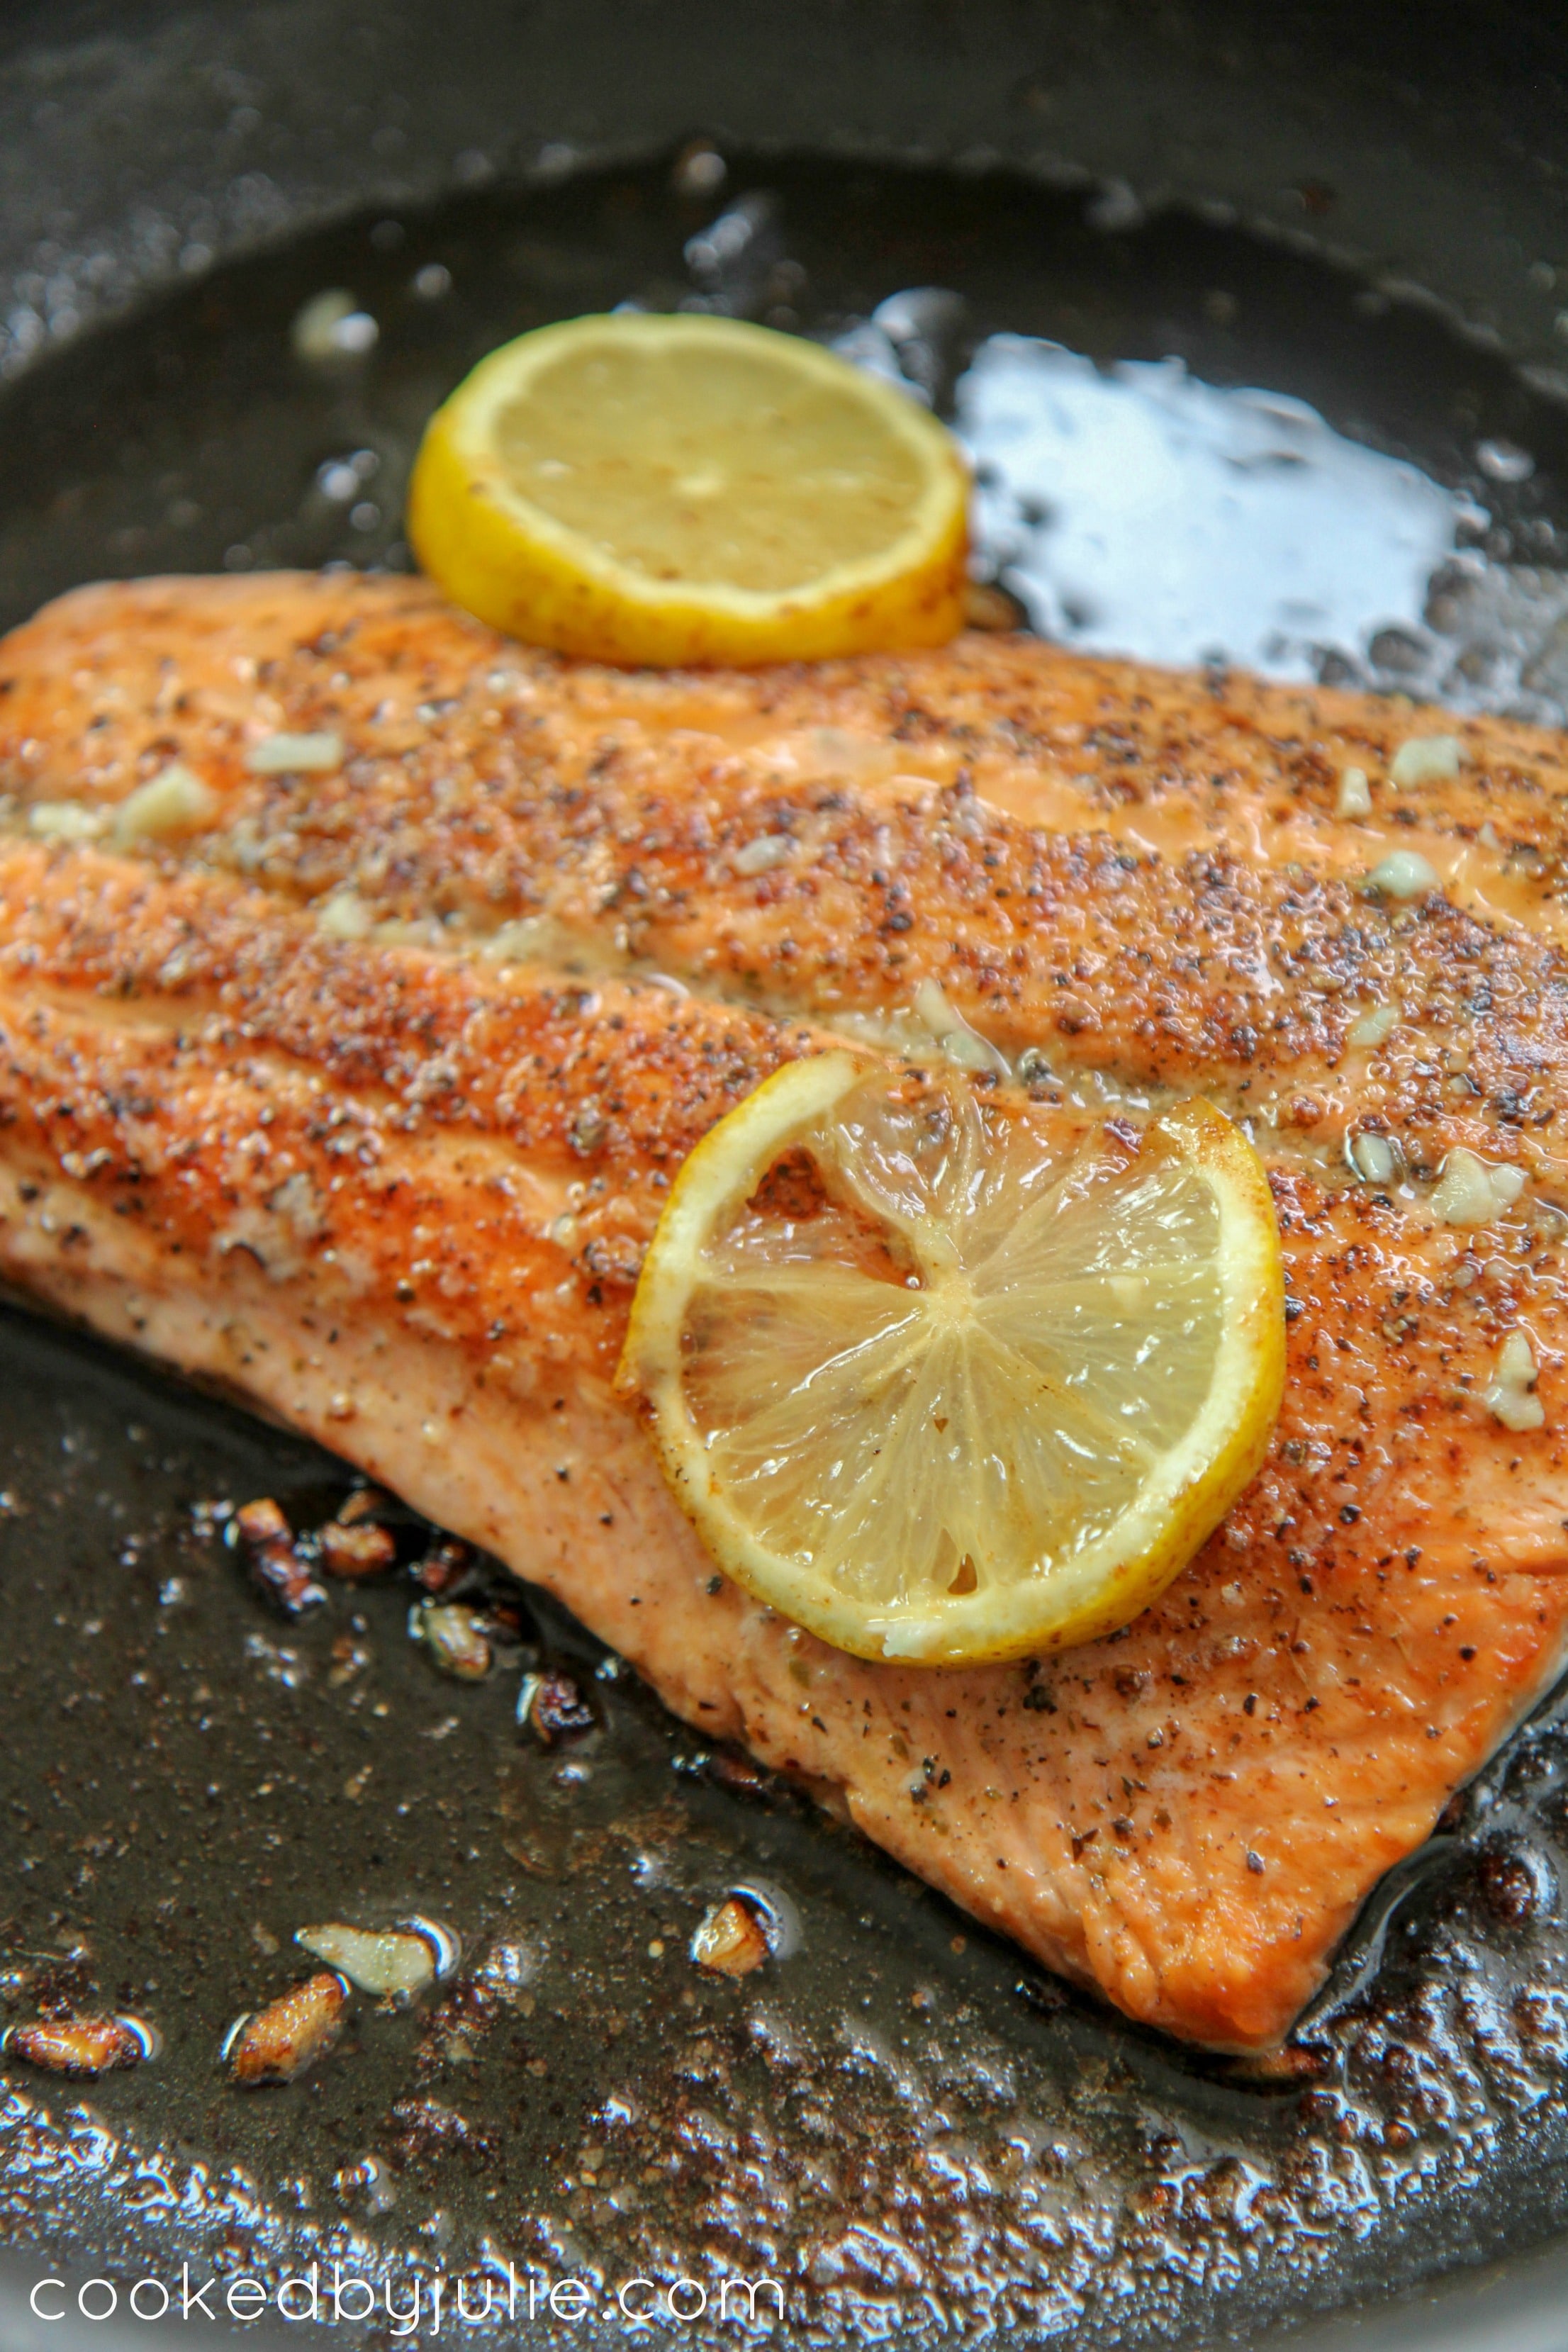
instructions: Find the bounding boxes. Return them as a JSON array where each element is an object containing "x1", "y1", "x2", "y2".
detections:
[
  {"x1": 406, "y1": 313, "x2": 969, "y2": 665},
  {"x1": 617, "y1": 1055, "x2": 1285, "y2": 1666}
]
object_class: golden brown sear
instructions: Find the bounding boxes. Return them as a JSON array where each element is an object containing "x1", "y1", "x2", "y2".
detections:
[{"x1": 2, "y1": 571, "x2": 1566, "y2": 2048}]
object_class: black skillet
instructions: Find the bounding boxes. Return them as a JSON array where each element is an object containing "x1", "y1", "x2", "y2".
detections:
[{"x1": 4, "y1": 6, "x2": 1568, "y2": 2348}]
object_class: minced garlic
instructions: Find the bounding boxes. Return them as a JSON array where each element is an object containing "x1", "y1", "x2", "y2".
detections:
[
  {"x1": 1432, "y1": 1147, "x2": 1526, "y2": 1226},
  {"x1": 1482, "y1": 1329, "x2": 1545, "y2": 1433},
  {"x1": 1335, "y1": 766, "x2": 1372, "y2": 819},
  {"x1": 245, "y1": 731, "x2": 344, "y2": 775},
  {"x1": 1348, "y1": 1003, "x2": 1399, "y2": 1048},
  {"x1": 111, "y1": 763, "x2": 215, "y2": 845},
  {"x1": 1389, "y1": 734, "x2": 1463, "y2": 788},
  {"x1": 1348, "y1": 1132, "x2": 1396, "y2": 1185},
  {"x1": 732, "y1": 832, "x2": 797, "y2": 875},
  {"x1": 315, "y1": 890, "x2": 373, "y2": 940},
  {"x1": 28, "y1": 800, "x2": 106, "y2": 841},
  {"x1": 1364, "y1": 849, "x2": 1439, "y2": 900}
]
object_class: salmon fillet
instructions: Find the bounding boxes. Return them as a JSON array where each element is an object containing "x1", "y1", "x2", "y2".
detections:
[{"x1": 2, "y1": 570, "x2": 1567, "y2": 2050}]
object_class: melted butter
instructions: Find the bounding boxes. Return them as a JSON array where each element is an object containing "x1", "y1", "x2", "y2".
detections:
[{"x1": 958, "y1": 337, "x2": 1470, "y2": 679}]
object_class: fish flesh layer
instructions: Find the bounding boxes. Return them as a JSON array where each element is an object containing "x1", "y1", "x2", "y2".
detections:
[{"x1": 2, "y1": 571, "x2": 1567, "y2": 2050}]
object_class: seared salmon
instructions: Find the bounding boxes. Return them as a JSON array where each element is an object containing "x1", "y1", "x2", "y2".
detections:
[{"x1": 1, "y1": 571, "x2": 1566, "y2": 2049}]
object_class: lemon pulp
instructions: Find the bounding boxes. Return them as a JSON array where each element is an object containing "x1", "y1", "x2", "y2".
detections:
[
  {"x1": 407, "y1": 313, "x2": 969, "y2": 665},
  {"x1": 617, "y1": 1055, "x2": 1285, "y2": 1666}
]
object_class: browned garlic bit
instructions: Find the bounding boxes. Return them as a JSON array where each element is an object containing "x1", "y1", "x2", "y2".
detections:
[
  {"x1": 690, "y1": 1896, "x2": 771, "y2": 1977},
  {"x1": 411, "y1": 1601, "x2": 492, "y2": 1680},
  {"x1": 703, "y1": 1747, "x2": 773, "y2": 1799},
  {"x1": 223, "y1": 1971, "x2": 348, "y2": 2085},
  {"x1": 2, "y1": 2015, "x2": 157, "y2": 2077},
  {"x1": 318, "y1": 1519, "x2": 397, "y2": 1579},
  {"x1": 517, "y1": 1668, "x2": 594, "y2": 1745},
  {"x1": 414, "y1": 1537, "x2": 473, "y2": 1594},
  {"x1": 337, "y1": 1486, "x2": 395, "y2": 1526},
  {"x1": 334, "y1": 2152, "x2": 397, "y2": 2212},
  {"x1": 963, "y1": 578, "x2": 1027, "y2": 632},
  {"x1": 294, "y1": 1918, "x2": 458, "y2": 2000},
  {"x1": 233, "y1": 1496, "x2": 325, "y2": 1616}
]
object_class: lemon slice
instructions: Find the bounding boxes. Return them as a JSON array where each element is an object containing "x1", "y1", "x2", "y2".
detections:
[
  {"x1": 617, "y1": 1055, "x2": 1285, "y2": 1666},
  {"x1": 406, "y1": 313, "x2": 969, "y2": 665}
]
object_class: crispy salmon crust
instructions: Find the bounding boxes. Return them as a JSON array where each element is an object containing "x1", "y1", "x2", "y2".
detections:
[{"x1": 2, "y1": 571, "x2": 1567, "y2": 2049}]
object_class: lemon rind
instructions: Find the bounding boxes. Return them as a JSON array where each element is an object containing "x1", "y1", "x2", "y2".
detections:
[{"x1": 619, "y1": 1055, "x2": 1285, "y2": 1668}]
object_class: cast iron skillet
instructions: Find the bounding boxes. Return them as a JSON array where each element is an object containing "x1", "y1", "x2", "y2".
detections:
[{"x1": 4, "y1": 6, "x2": 1568, "y2": 2348}]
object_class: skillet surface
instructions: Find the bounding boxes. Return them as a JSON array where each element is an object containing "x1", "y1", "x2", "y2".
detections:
[{"x1": 6, "y1": 82, "x2": 1568, "y2": 2352}]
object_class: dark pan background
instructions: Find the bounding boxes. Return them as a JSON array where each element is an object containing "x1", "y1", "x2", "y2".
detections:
[{"x1": 4, "y1": 6, "x2": 1568, "y2": 2348}]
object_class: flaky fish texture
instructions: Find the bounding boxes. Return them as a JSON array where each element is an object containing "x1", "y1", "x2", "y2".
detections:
[{"x1": 3, "y1": 571, "x2": 1568, "y2": 2048}]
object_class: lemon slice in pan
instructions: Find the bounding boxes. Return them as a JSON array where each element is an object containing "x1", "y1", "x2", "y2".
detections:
[
  {"x1": 617, "y1": 1055, "x2": 1285, "y2": 1666},
  {"x1": 406, "y1": 312, "x2": 968, "y2": 665}
]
